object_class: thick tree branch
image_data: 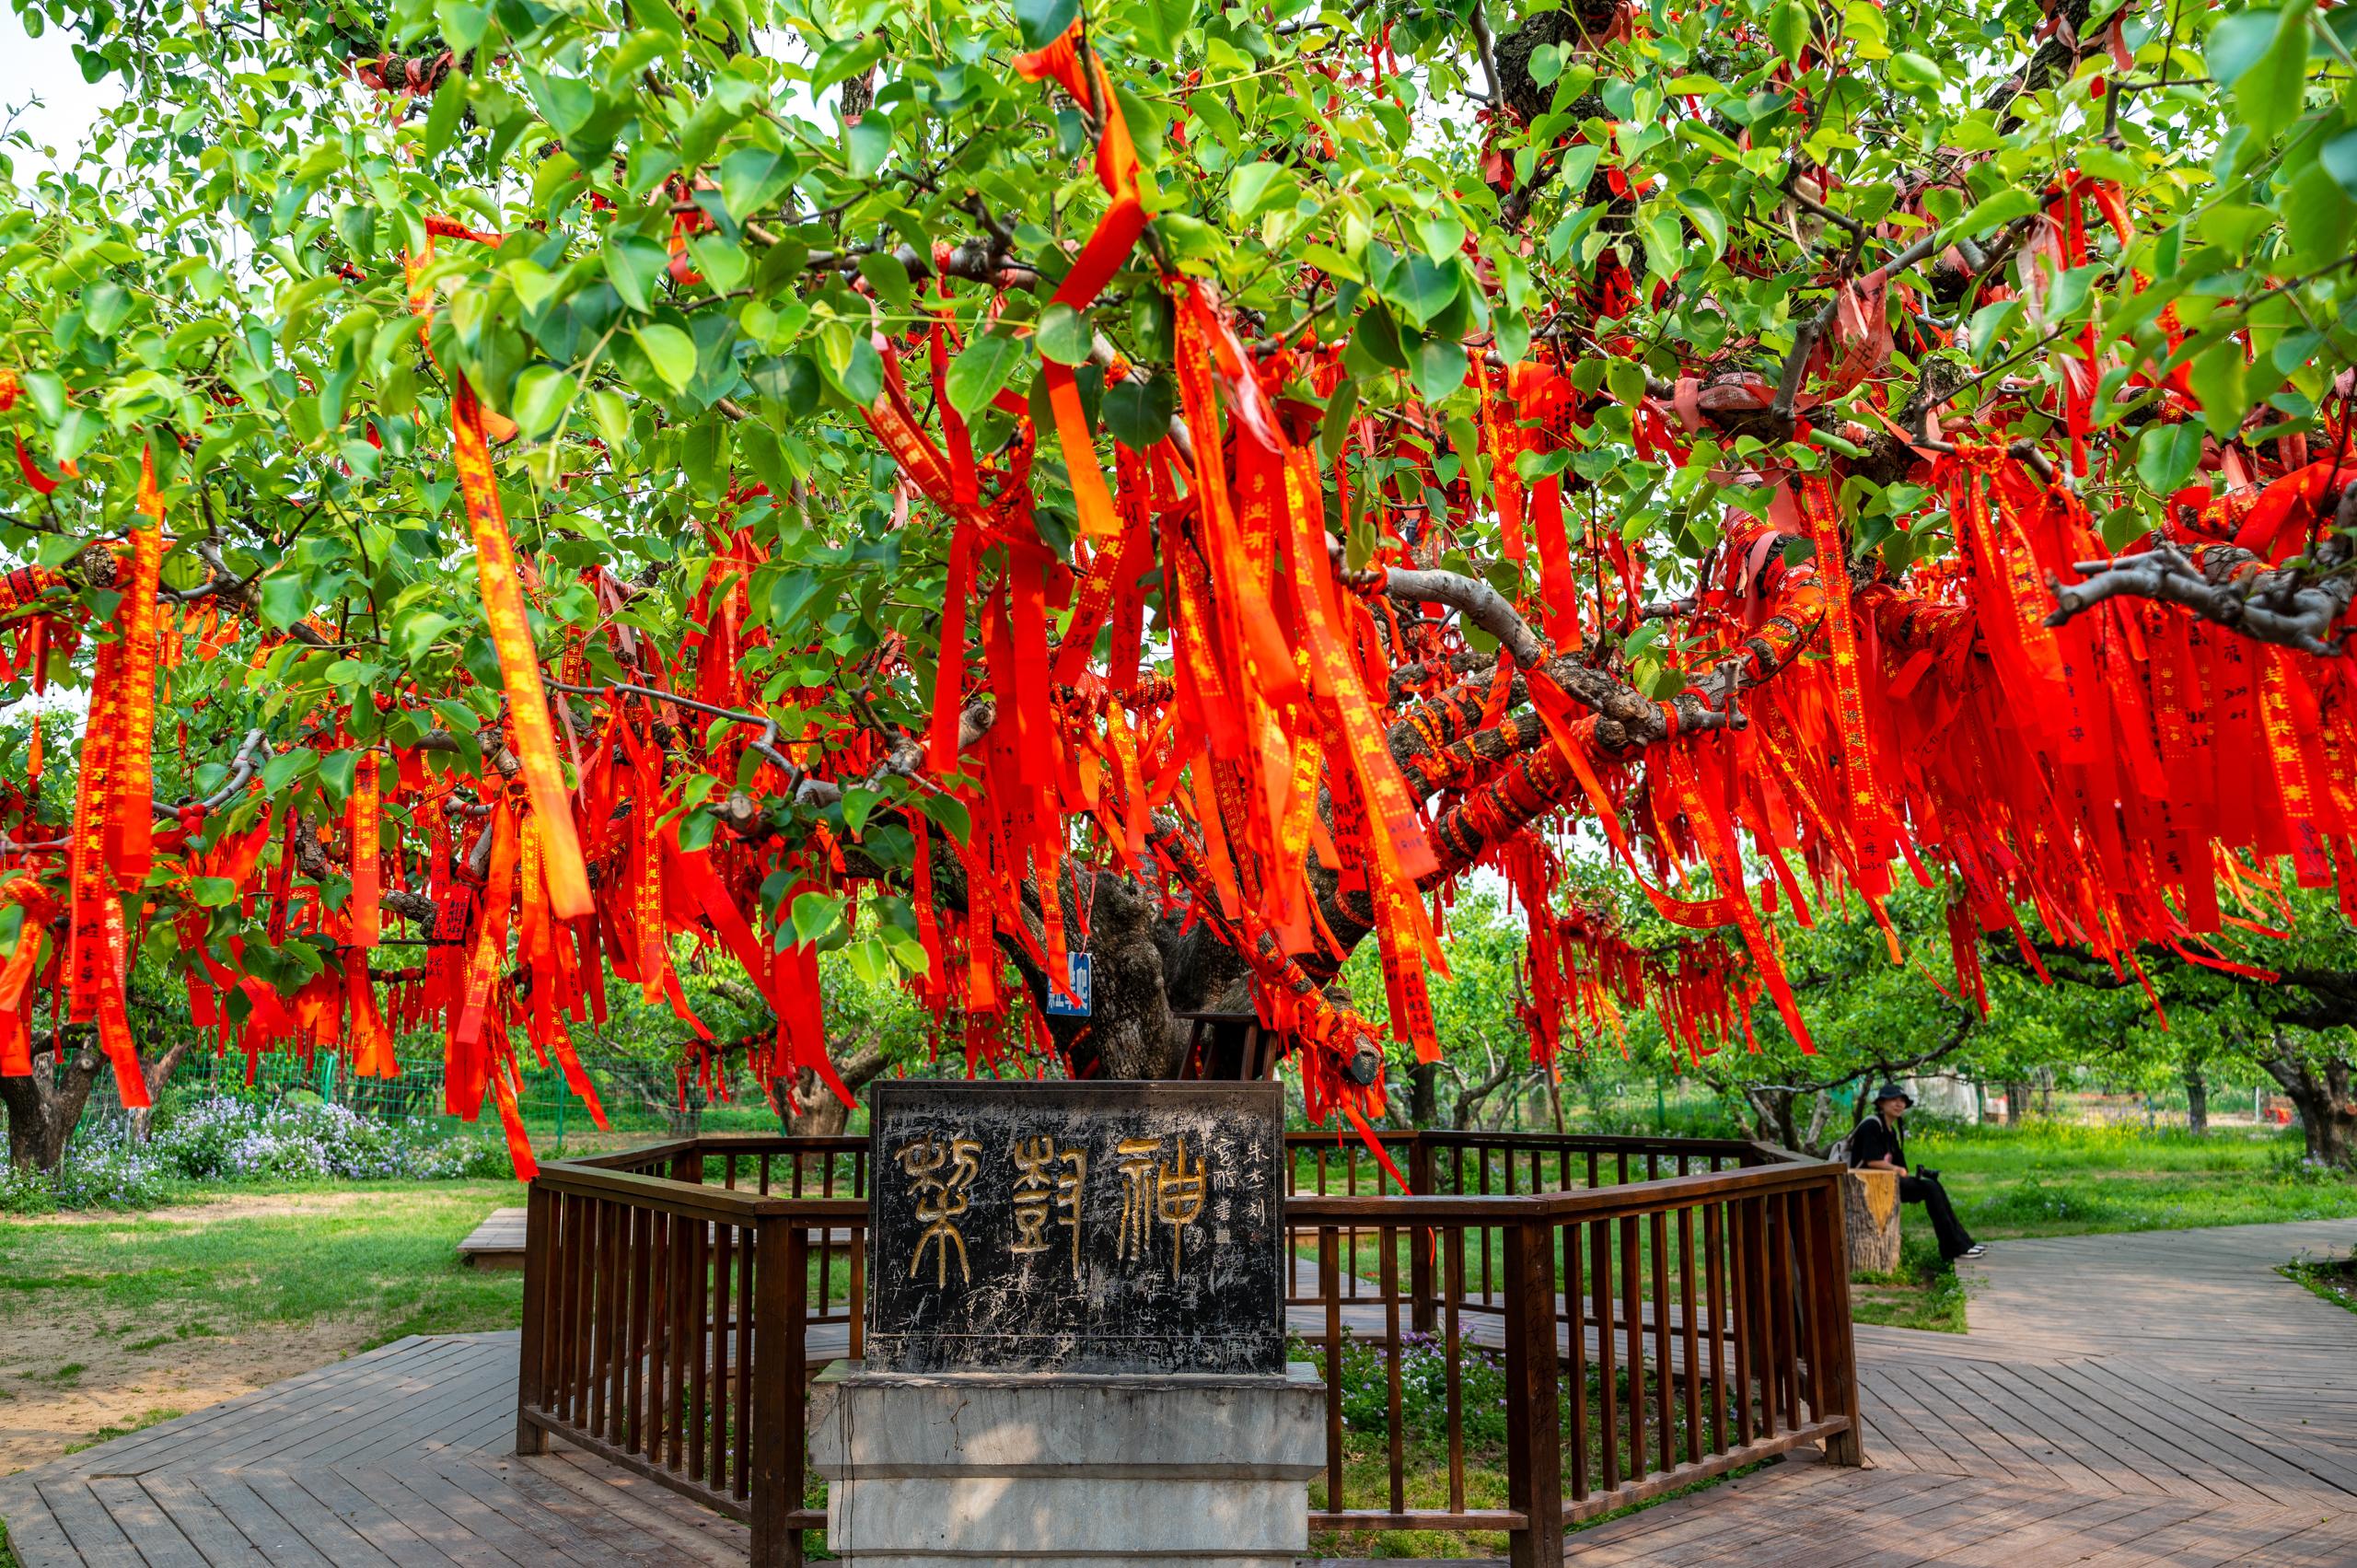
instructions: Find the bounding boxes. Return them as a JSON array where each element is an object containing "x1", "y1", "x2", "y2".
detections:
[{"x1": 2046, "y1": 533, "x2": 2355, "y2": 656}]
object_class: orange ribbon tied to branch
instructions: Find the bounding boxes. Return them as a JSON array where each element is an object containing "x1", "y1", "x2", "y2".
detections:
[
  {"x1": 448, "y1": 377, "x2": 593, "y2": 920},
  {"x1": 1014, "y1": 21, "x2": 1148, "y2": 543}
]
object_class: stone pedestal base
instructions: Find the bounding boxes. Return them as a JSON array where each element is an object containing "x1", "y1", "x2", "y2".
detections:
[{"x1": 807, "y1": 1360, "x2": 1323, "y2": 1564}]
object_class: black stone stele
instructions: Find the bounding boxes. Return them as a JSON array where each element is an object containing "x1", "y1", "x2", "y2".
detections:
[{"x1": 865, "y1": 1080, "x2": 1284, "y2": 1375}]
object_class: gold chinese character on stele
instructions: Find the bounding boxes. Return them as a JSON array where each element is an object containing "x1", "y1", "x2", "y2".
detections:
[
  {"x1": 898, "y1": 1132, "x2": 981, "y2": 1287},
  {"x1": 1115, "y1": 1133, "x2": 1208, "y2": 1277},
  {"x1": 1010, "y1": 1135, "x2": 1086, "y2": 1282}
]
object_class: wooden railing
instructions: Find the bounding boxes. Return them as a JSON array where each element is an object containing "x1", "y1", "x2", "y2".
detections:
[{"x1": 516, "y1": 1130, "x2": 1860, "y2": 1568}]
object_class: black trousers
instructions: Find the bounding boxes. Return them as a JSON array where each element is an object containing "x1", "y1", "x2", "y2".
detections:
[{"x1": 1900, "y1": 1173, "x2": 1977, "y2": 1260}]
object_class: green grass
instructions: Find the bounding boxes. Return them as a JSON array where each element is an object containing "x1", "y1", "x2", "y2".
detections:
[
  {"x1": 0, "y1": 1180, "x2": 525, "y2": 1349},
  {"x1": 1848, "y1": 1233, "x2": 1968, "y2": 1333},
  {"x1": 62, "y1": 1407, "x2": 184, "y2": 1456},
  {"x1": 2281, "y1": 1249, "x2": 2357, "y2": 1316},
  {"x1": 1901, "y1": 1121, "x2": 2357, "y2": 1239}
]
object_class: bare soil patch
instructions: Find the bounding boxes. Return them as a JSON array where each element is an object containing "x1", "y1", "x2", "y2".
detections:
[
  {"x1": 0, "y1": 1190, "x2": 397, "y2": 1228},
  {"x1": 0, "y1": 1308, "x2": 374, "y2": 1474}
]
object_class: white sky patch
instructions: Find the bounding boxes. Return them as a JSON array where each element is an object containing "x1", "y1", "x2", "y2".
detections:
[{"x1": 0, "y1": 8, "x2": 117, "y2": 177}]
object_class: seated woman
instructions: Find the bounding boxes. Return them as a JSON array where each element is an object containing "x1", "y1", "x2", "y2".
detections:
[{"x1": 1847, "y1": 1085, "x2": 1985, "y2": 1261}]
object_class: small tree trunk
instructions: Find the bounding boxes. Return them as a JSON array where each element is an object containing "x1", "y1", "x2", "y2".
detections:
[
  {"x1": 125, "y1": 1037, "x2": 196, "y2": 1145},
  {"x1": 2184, "y1": 1063, "x2": 2209, "y2": 1137},
  {"x1": 1410, "y1": 1061, "x2": 1440, "y2": 1128},
  {"x1": 2004, "y1": 1080, "x2": 2028, "y2": 1125},
  {"x1": 1743, "y1": 1086, "x2": 1800, "y2": 1150},
  {"x1": 784, "y1": 1043, "x2": 893, "y2": 1136}
]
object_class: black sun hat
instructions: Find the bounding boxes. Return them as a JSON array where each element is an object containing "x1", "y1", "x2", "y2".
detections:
[{"x1": 1871, "y1": 1084, "x2": 1914, "y2": 1109}]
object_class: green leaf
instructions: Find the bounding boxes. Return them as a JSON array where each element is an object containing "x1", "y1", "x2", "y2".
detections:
[
  {"x1": 2232, "y1": 1, "x2": 2316, "y2": 149},
  {"x1": 1888, "y1": 51, "x2": 1943, "y2": 89},
  {"x1": 831, "y1": 336, "x2": 884, "y2": 405},
  {"x1": 261, "y1": 750, "x2": 317, "y2": 795},
  {"x1": 604, "y1": 236, "x2": 669, "y2": 313},
  {"x1": 1015, "y1": 0, "x2": 1078, "y2": 50},
  {"x1": 1229, "y1": 160, "x2": 1285, "y2": 219},
  {"x1": 1346, "y1": 300, "x2": 1411, "y2": 375},
  {"x1": 191, "y1": 876, "x2": 240, "y2": 910},
  {"x1": 719, "y1": 144, "x2": 800, "y2": 222},
  {"x1": 1391, "y1": 253, "x2": 1460, "y2": 328},
  {"x1": 857, "y1": 250, "x2": 914, "y2": 308},
  {"x1": 791, "y1": 890, "x2": 846, "y2": 947},
  {"x1": 1037, "y1": 302, "x2": 1092, "y2": 366},
  {"x1": 1949, "y1": 187, "x2": 2041, "y2": 242},
  {"x1": 511, "y1": 366, "x2": 571, "y2": 437},
  {"x1": 946, "y1": 329, "x2": 1027, "y2": 416},
  {"x1": 1134, "y1": 0, "x2": 1195, "y2": 55},
  {"x1": 844, "y1": 117, "x2": 891, "y2": 179},
  {"x1": 2320, "y1": 129, "x2": 2357, "y2": 202},
  {"x1": 2283, "y1": 161, "x2": 2354, "y2": 269},
  {"x1": 1769, "y1": 0, "x2": 1810, "y2": 64},
  {"x1": 318, "y1": 750, "x2": 358, "y2": 807},
  {"x1": 1673, "y1": 192, "x2": 1727, "y2": 262},
  {"x1": 633, "y1": 324, "x2": 697, "y2": 393},
  {"x1": 1319, "y1": 374, "x2": 1359, "y2": 465},
  {"x1": 1494, "y1": 308, "x2": 1530, "y2": 366},
  {"x1": 2189, "y1": 340, "x2": 2249, "y2": 437},
  {"x1": 425, "y1": 70, "x2": 469, "y2": 159},
  {"x1": 2136, "y1": 422, "x2": 2204, "y2": 494},
  {"x1": 1411, "y1": 338, "x2": 1468, "y2": 403},
  {"x1": 1101, "y1": 372, "x2": 1176, "y2": 448},
  {"x1": 82, "y1": 281, "x2": 132, "y2": 338}
]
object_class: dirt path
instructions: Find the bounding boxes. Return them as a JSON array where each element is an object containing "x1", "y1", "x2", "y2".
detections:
[
  {"x1": 0, "y1": 1309, "x2": 377, "y2": 1475},
  {"x1": 0, "y1": 1189, "x2": 400, "y2": 1228}
]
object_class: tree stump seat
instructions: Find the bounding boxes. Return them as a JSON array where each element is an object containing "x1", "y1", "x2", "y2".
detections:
[{"x1": 1843, "y1": 1167, "x2": 1902, "y2": 1274}]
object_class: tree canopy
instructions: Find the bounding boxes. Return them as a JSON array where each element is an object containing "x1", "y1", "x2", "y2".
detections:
[{"x1": 3, "y1": 0, "x2": 2355, "y2": 1170}]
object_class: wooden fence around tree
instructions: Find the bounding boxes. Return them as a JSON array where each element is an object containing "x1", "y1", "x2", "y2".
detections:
[{"x1": 515, "y1": 1130, "x2": 1862, "y2": 1568}]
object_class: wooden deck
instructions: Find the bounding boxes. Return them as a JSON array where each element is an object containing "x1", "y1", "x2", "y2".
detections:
[
  {"x1": 455, "y1": 1207, "x2": 528, "y2": 1270},
  {"x1": 6, "y1": 1218, "x2": 2353, "y2": 1564},
  {"x1": 1566, "y1": 1216, "x2": 2357, "y2": 1564}
]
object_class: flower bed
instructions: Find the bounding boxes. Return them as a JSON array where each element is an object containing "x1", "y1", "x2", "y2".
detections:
[{"x1": 2, "y1": 1095, "x2": 511, "y2": 1214}]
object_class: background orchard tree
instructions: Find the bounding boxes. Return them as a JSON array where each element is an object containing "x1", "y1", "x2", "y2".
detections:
[{"x1": 4, "y1": 0, "x2": 2357, "y2": 1167}]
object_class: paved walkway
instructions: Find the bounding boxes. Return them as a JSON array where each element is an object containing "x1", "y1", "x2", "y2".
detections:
[
  {"x1": 1565, "y1": 1217, "x2": 2357, "y2": 1563},
  {"x1": 4, "y1": 1219, "x2": 2352, "y2": 1563}
]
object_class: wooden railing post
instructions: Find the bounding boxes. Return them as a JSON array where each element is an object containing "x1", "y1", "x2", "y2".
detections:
[
  {"x1": 1503, "y1": 1217, "x2": 1564, "y2": 1568},
  {"x1": 516, "y1": 1180, "x2": 552, "y2": 1456},
  {"x1": 748, "y1": 1214, "x2": 805, "y2": 1568},
  {"x1": 1810, "y1": 1173, "x2": 1866, "y2": 1466},
  {"x1": 1408, "y1": 1134, "x2": 1437, "y2": 1333},
  {"x1": 670, "y1": 1144, "x2": 705, "y2": 1186}
]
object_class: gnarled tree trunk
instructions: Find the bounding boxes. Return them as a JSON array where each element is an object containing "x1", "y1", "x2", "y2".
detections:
[
  {"x1": 2261, "y1": 1032, "x2": 2357, "y2": 1170},
  {"x1": 0, "y1": 1028, "x2": 107, "y2": 1173}
]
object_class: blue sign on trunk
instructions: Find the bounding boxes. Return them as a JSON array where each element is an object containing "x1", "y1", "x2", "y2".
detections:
[{"x1": 1044, "y1": 951, "x2": 1092, "y2": 1016}]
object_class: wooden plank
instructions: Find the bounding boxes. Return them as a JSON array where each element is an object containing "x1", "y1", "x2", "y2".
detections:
[
  {"x1": 181, "y1": 1472, "x2": 356, "y2": 1568},
  {"x1": 375, "y1": 1459, "x2": 618, "y2": 1568},
  {"x1": 2035, "y1": 1361, "x2": 2296, "y2": 1504},
  {"x1": 33, "y1": 1480, "x2": 149, "y2": 1568},
  {"x1": 62, "y1": 1339, "x2": 472, "y2": 1477},
  {"x1": 0, "y1": 1482, "x2": 89, "y2": 1568},
  {"x1": 122, "y1": 1475, "x2": 268, "y2": 1568},
  {"x1": 525, "y1": 1451, "x2": 747, "y2": 1565},
  {"x1": 79, "y1": 1339, "x2": 486, "y2": 1479},
  {"x1": 433, "y1": 1455, "x2": 680, "y2": 1567},
  {"x1": 2046, "y1": 1360, "x2": 2344, "y2": 1504},
  {"x1": 264, "y1": 1466, "x2": 474, "y2": 1568},
  {"x1": 1994, "y1": 1363, "x2": 2251, "y2": 1504}
]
